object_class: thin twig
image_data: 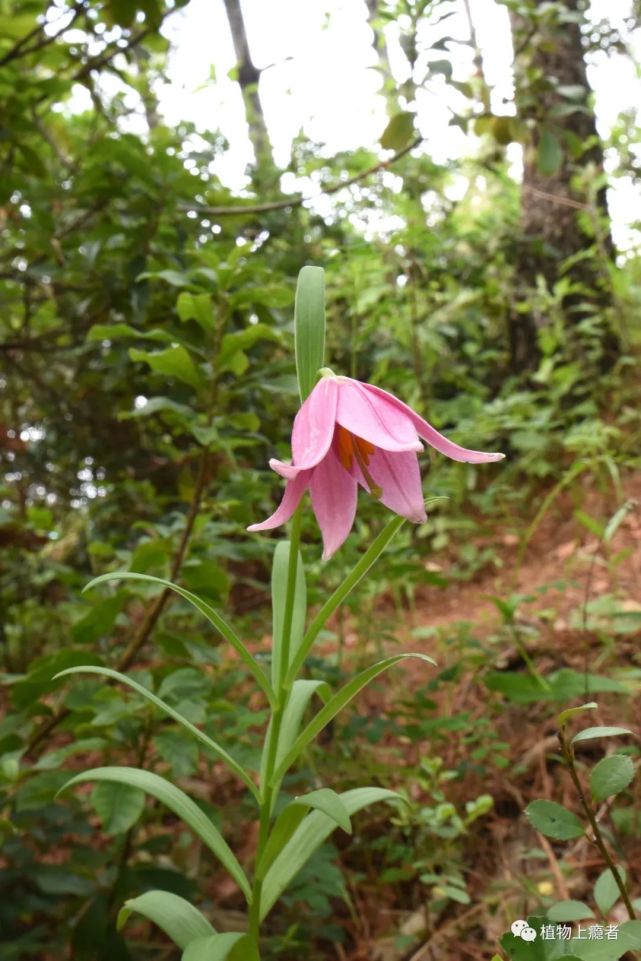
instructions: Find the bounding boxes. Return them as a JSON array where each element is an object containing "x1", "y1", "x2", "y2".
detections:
[
  {"x1": 558, "y1": 729, "x2": 636, "y2": 920},
  {"x1": 0, "y1": 2, "x2": 85, "y2": 68},
  {"x1": 522, "y1": 183, "x2": 589, "y2": 211},
  {"x1": 186, "y1": 136, "x2": 424, "y2": 216}
]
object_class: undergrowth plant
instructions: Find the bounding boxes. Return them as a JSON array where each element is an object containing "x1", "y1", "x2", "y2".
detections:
[
  {"x1": 53, "y1": 267, "x2": 504, "y2": 959},
  {"x1": 499, "y1": 703, "x2": 641, "y2": 961}
]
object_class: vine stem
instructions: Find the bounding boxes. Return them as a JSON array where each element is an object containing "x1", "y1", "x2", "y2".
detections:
[
  {"x1": 557, "y1": 729, "x2": 635, "y2": 920},
  {"x1": 248, "y1": 504, "x2": 304, "y2": 950}
]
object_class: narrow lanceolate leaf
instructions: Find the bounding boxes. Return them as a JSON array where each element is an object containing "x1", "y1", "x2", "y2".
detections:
[
  {"x1": 556, "y1": 702, "x2": 598, "y2": 728},
  {"x1": 271, "y1": 541, "x2": 306, "y2": 689},
  {"x1": 260, "y1": 679, "x2": 330, "y2": 794},
  {"x1": 118, "y1": 891, "x2": 216, "y2": 949},
  {"x1": 255, "y1": 805, "x2": 307, "y2": 882},
  {"x1": 271, "y1": 654, "x2": 434, "y2": 787},
  {"x1": 55, "y1": 666, "x2": 259, "y2": 801},
  {"x1": 590, "y1": 755, "x2": 635, "y2": 802},
  {"x1": 286, "y1": 515, "x2": 406, "y2": 684},
  {"x1": 83, "y1": 572, "x2": 274, "y2": 705},
  {"x1": 59, "y1": 767, "x2": 251, "y2": 902},
  {"x1": 182, "y1": 933, "x2": 258, "y2": 961},
  {"x1": 256, "y1": 788, "x2": 351, "y2": 881},
  {"x1": 260, "y1": 787, "x2": 403, "y2": 920},
  {"x1": 572, "y1": 726, "x2": 633, "y2": 745},
  {"x1": 294, "y1": 266, "x2": 325, "y2": 402},
  {"x1": 525, "y1": 800, "x2": 584, "y2": 841}
]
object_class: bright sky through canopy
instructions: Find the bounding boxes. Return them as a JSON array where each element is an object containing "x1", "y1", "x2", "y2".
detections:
[{"x1": 157, "y1": 0, "x2": 641, "y2": 250}]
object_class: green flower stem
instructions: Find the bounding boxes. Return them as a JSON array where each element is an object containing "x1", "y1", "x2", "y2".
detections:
[
  {"x1": 278, "y1": 505, "x2": 303, "y2": 694},
  {"x1": 249, "y1": 503, "x2": 304, "y2": 948}
]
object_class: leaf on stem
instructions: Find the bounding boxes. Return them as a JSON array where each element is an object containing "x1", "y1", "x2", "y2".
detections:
[
  {"x1": 55, "y1": 666, "x2": 259, "y2": 801},
  {"x1": 294, "y1": 266, "x2": 325, "y2": 403},
  {"x1": 272, "y1": 654, "x2": 434, "y2": 787},
  {"x1": 590, "y1": 755, "x2": 635, "y2": 802},
  {"x1": 525, "y1": 799, "x2": 584, "y2": 840},
  {"x1": 572, "y1": 726, "x2": 633, "y2": 745},
  {"x1": 59, "y1": 767, "x2": 251, "y2": 901},
  {"x1": 82, "y1": 572, "x2": 274, "y2": 705},
  {"x1": 260, "y1": 787, "x2": 403, "y2": 920},
  {"x1": 271, "y1": 540, "x2": 306, "y2": 689},
  {"x1": 118, "y1": 890, "x2": 216, "y2": 949},
  {"x1": 286, "y1": 515, "x2": 406, "y2": 684},
  {"x1": 256, "y1": 788, "x2": 351, "y2": 881},
  {"x1": 259, "y1": 679, "x2": 330, "y2": 798},
  {"x1": 182, "y1": 933, "x2": 259, "y2": 961}
]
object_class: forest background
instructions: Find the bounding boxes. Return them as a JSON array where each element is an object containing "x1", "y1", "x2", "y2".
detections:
[{"x1": 1, "y1": 0, "x2": 641, "y2": 958}]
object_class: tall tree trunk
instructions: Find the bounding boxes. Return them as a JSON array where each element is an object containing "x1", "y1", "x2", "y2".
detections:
[
  {"x1": 508, "y1": 0, "x2": 617, "y2": 372},
  {"x1": 222, "y1": 0, "x2": 275, "y2": 185}
]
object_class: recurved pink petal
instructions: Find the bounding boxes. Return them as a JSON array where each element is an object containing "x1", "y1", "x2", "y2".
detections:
[
  {"x1": 367, "y1": 448, "x2": 427, "y2": 523},
  {"x1": 269, "y1": 458, "x2": 303, "y2": 480},
  {"x1": 247, "y1": 469, "x2": 311, "y2": 532},
  {"x1": 362, "y1": 383, "x2": 505, "y2": 464},
  {"x1": 309, "y1": 448, "x2": 358, "y2": 560},
  {"x1": 335, "y1": 379, "x2": 422, "y2": 452},
  {"x1": 291, "y1": 375, "x2": 339, "y2": 468}
]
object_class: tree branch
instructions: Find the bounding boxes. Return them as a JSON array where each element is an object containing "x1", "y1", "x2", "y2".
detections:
[
  {"x1": 187, "y1": 136, "x2": 424, "y2": 216},
  {"x1": 0, "y1": 2, "x2": 85, "y2": 69}
]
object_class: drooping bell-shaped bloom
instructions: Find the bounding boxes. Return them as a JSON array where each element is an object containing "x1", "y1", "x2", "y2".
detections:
[{"x1": 248, "y1": 373, "x2": 504, "y2": 559}]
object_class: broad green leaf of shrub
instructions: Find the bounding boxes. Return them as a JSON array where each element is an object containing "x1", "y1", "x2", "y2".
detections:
[
  {"x1": 572, "y1": 727, "x2": 632, "y2": 745},
  {"x1": 118, "y1": 890, "x2": 216, "y2": 949},
  {"x1": 218, "y1": 324, "x2": 282, "y2": 375},
  {"x1": 568, "y1": 920, "x2": 641, "y2": 960},
  {"x1": 525, "y1": 800, "x2": 584, "y2": 840},
  {"x1": 538, "y1": 127, "x2": 563, "y2": 176},
  {"x1": 590, "y1": 755, "x2": 634, "y2": 802},
  {"x1": 379, "y1": 112, "x2": 415, "y2": 150},
  {"x1": 547, "y1": 900, "x2": 595, "y2": 921},
  {"x1": 129, "y1": 346, "x2": 203, "y2": 390},
  {"x1": 594, "y1": 866, "x2": 626, "y2": 916},
  {"x1": 176, "y1": 292, "x2": 215, "y2": 332},
  {"x1": 91, "y1": 781, "x2": 145, "y2": 835}
]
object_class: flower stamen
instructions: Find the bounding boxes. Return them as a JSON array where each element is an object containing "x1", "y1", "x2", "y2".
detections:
[{"x1": 351, "y1": 434, "x2": 382, "y2": 500}]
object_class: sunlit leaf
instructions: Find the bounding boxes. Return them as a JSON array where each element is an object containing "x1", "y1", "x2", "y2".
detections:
[{"x1": 118, "y1": 891, "x2": 216, "y2": 949}]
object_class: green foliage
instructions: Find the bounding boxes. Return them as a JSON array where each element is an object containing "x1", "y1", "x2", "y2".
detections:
[{"x1": 1, "y1": 0, "x2": 640, "y2": 956}]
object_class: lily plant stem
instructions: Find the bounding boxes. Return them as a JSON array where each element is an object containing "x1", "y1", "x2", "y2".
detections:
[
  {"x1": 558, "y1": 729, "x2": 635, "y2": 921},
  {"x1": 249, "y1": 504, "x2": 304, "y2": 949}
]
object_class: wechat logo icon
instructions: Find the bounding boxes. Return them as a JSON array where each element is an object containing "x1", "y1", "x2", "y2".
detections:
[{"x1": 511, "y1": 919, "x2": 537, "y2": 942}]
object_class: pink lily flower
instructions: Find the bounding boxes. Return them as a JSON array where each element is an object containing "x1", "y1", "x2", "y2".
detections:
[{"x1": 248, "y1": 374, "x2": 504, "y2": 560}]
